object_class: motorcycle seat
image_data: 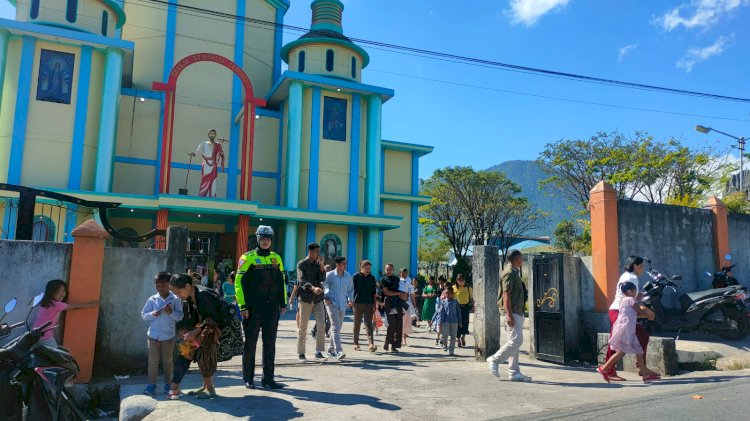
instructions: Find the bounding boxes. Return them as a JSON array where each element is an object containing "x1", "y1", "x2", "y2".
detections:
[{"x1": 679, "y1": 287, "x2": 736, "y2": 309}]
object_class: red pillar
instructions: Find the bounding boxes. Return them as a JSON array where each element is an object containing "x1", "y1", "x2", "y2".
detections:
[
  {"x1": 64, "y1": 220, "x2": 108, "y2": 383},
  {"x1": 706, "y1": 197, "x2": 730, "y2": 269},
  {"x1": 589, "y1": 181, "x2": 620, "y2": 312},
  {"x1": 236, "y1": 214, "x2": 250, "y2": 261},
  {"x1": 156, "y1": 209, "x2": 169, "y2": 250}
]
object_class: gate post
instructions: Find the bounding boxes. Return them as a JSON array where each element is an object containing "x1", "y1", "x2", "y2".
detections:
[
  {"x1": 64, "y1": 219, "x2": 108, "y2": 383},
  {"x1": 706, "y1": 197, "x2": 730, "y2": 269},
  {"x1": 166, "y1": 225, "x2": 189, "y2": 275},
  {"x1": 472, "y1": 245, "x2": 501, "y2": 361},
  {"x1": 589, "y1": 181, "x2": 619, "y2": 312}
]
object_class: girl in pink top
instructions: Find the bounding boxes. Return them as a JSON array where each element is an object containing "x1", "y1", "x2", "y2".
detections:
[
  {"x1": 597, "y1": 282, "x2": 659, "y2": 383},
  {"x1": 32, "y1": 279, "x2": 98, "y2": 348}
]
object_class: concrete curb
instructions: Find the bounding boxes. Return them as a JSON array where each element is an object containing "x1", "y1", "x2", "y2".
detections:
[{"x1": 716, "y1": 355, "x2": 750, "y2": 371}]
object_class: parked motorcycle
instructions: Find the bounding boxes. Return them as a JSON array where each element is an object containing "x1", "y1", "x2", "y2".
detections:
[
  {"x1": 640, "y1": 261, "x2": 750, "y2": 340},
  {"x1": 709, "y1": 254, "x2": 741, "y2": 289},
  {"x1": 0, "y1": 293, "x2": 88, "y2": 421}
]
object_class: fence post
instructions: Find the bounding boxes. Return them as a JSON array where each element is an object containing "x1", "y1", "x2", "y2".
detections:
[
  {"x1": 64, "y1": 219, "x2": 108, "y2": 383},
  {"x1": 589, "y1": 181, "x2": 619, "y2": 312},
  {"x1": 472, "y1": 245, "x2": 500, "y2": 361},
  {"x1": 706, "y1": 197, "x2": 730, "y2": 269}
]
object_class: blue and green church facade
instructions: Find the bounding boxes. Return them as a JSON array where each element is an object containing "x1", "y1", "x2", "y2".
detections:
[{"x1": 0, "y1": 0, "x2": 432, "y2": 275}]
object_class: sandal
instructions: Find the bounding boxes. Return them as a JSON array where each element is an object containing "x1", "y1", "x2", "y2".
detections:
[
  {"x1": 187, "y1": 387, "x2": 205, "y2": 396},
  {"x1": 196, "y1": 390, "x2": 216, "y2": 399},
  {"x1": 354, "y1": 345, "x2": 362, "y2": 351},
  {"x1": 642, "y1": 373, "x2": 660, "y2": 383},
  {"x1": 368, "y1": 344, "x2": 378, "y2": 352},
  {"x1": 596, "y1": 367, "x2": 611, "y2": 383}
]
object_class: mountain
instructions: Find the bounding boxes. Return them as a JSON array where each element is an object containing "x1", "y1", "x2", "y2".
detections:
[{"x1": 487, "y1": 160, "x2": 578, "y2": 237}]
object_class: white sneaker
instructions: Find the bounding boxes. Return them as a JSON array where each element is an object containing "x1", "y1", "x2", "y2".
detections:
[
  {"x1": 336, "y1": 352, "x2": 346, "y2": 360},
  {"x1": 508, "y1": 373, "x2": 532, "y2": 382},
  {"x1": 486, "y1": 358, "x2": 500, "y2": 378}
]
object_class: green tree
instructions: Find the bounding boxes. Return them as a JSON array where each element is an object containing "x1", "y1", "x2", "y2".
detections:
[
  {"x1": 553, "y1": 219, "x2": 591, "y2": 255},
  {"x1": 553, "y1": 219, "x2": 576, "y2": 252},
  {"x1": 420, "y1": 168, "x2": 472, "y2": 263},
  {"x1": 723, "y1": 192, "x2": 749, "y2": 214},
  {"x1": 418, "y1": 236, "x2": 450, "y2": 280}
]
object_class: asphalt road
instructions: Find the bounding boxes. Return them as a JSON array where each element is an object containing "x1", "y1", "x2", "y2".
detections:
[{"x1": 505, "y1": 376, "x2": 750, "y2": 421}]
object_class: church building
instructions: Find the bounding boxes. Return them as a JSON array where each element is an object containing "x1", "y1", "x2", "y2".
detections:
[{"x1": 0, "y1": 0, "x2": 432, "y2": 275}]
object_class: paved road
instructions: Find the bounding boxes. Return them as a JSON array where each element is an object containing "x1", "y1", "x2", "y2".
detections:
[{"x1": 120, "y1": 312, "x2": 750, "y2": 421}]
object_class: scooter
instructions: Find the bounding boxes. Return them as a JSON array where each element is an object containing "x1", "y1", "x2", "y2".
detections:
[
  {"x1": 709, "y1": 254, "x2": 741, "y2": 289},
  {"x1": 0, "y1": 294, "x2": 88, "y2": 421},
  {"x1": 640, "y1": 261, "x2": 750, "y2": 340}
]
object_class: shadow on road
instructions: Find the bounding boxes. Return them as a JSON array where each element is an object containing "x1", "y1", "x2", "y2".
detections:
[
  {"x1": 171, "y1": 394, "x2": 303, "y2": 420},
  {"x1": 532, "y1": 380, "x2": 624, "y2": 388},
  {"x1": 278, "y1": 388, "x2": 401, "y2": 411}
]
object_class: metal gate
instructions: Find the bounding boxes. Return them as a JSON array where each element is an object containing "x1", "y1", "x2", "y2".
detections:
[{"x1": 533, "y1": 253, "x2": 565, "y2": 363}]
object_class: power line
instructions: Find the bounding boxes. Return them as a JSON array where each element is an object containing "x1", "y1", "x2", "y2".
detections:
[{"x1": 140, "y1": 0, "x2": 750, "y2": 104}]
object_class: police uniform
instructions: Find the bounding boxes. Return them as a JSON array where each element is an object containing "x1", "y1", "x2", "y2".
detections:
[{"x1": 235, "y1": 236, "x2": 287, "y2": 386}]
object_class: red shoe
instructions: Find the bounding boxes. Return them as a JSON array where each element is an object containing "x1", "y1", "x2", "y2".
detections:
[
  {"x1": 597, "y1": 367, "x2": 611, "y2": 383},
  {"x1": 642, "y1": 373, "x2": 660, "y2": 383}
]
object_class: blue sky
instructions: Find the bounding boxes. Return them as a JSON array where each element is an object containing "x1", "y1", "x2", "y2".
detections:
[{"x1": 3, "y1": 1, "x2": 749, "y2": 179}]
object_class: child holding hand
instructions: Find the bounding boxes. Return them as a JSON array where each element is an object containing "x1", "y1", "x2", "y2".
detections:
[
  {"x1": 439, "y1": 288, "x2": 462, "y2": 356},
  {"x1": 597, "y1": 282, "x2": 660, "y2": 383},
  {"x1": 32, "y1": 279, "x2": 99, "y2": 348}
]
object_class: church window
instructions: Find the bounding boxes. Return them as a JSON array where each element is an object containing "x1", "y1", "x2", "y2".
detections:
[
  {"x1": 66, "y1": 0, "x2": 78, "y2": 23},
  {"x1": 326, "y1": 49, "x2": 334, "y2": 72},
  {"x1": 102, "y1": 11, "x2": 109, "y2": 36},
  {"x1": 351, "y1": 57, "x2": 357, "y2": 78},
  {"x1": 298, "y1": 51, "x2": 305, "y2": 72},
  {"x1": 30, "y1": 0, "x2": 40, "y2": 19}
]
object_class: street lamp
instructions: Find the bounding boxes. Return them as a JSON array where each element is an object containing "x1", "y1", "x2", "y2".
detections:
[{"x1": 695, "y1": 125, "x2": 746, "y2": 194}]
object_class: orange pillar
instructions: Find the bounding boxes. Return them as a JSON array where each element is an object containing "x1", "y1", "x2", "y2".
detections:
[
  {"x1": 63, "y1": 219, "x2": 108, "y2": 383},
  {"x1": 589, "y1": 181, "x2": 620, "y2": 312},
  {"x1": 236, "y1": 214, "x2": 250, "y2": 261},
  {"x1": 706, "y1": 196, "x2": 730, "y2": 268},
  {"x1": 156, "y1": 209, "x2": 169, "y2": 249}
]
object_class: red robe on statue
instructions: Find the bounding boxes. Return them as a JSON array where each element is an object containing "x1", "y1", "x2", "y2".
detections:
[{"x1": 197, "y1": 141, "x2": 223, "y2": 198}]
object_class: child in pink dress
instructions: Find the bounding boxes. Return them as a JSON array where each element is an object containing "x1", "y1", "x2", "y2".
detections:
[
  {"x1": 32, "y1": 279, "x2": 99, "y2": 348},
  {"x1": 597, "y1": 282, "x2": 659, "y2": 383}
]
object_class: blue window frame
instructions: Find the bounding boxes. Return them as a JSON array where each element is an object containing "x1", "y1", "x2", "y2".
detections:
[
  {"x1": 102, "y1": 11, "x2": 109, "y2": 36},
  {"x1": 32, "y1": 216, "x2": 56, "y2": 242},
  {"x1": 326, "y1": 49, "x2": 334, "y2": 72},
  {"x1": 30, "y1": 0, "x2": 40, "y2": 19},
  {"x1": 66, "y1": 0, "x2": 78, "y2": 23},
  {"x1": 351, "y1": 57, "x2": 357, "y2": 78},
  {"x1": 298, "y1": 51, "x2": 305, "y2": 72}
]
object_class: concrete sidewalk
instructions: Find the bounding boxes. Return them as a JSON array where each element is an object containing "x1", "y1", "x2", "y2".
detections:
[{"x1": 119, "y1": 313, "x2": 750, "y2": 421}]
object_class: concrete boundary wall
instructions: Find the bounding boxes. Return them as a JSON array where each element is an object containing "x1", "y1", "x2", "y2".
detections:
[{"x1": 727, "y1": 213, "x2": 750, "y2": 287}]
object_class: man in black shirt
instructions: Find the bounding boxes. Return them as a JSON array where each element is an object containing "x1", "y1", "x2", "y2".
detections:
[
  {"x1": 295, "y1": 242, "x2": 327, "y2": 361},
  {"x1": 380, "y1": 263, "x2": 407, "y2": 352},
  {"x1": 352, "y1": 260, "x2": 378, "y2": 352}
]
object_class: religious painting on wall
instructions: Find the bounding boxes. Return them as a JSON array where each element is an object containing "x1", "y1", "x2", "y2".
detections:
[
  {"x1": 322, "y1": 96, "x2": 347, "y2": 141},
  {"x1": 36, "y1": 49, "x2": 75, "y2": 104},
  {"x1": 320, "y1": 233, "x2": 342, "y2": 268}
]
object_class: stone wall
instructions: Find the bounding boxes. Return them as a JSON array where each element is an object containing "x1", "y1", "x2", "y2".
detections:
[
  {"x1": 618, "y1": 200, "x2": 716, "y2": 301},
  {"x1": 94, "y1": 247, "x2": 168, "y2": 376},
  {"x1": 727, "y1": 213, "x2": 750, "y2": 287}
]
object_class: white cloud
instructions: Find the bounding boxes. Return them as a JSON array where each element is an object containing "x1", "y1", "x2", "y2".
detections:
[
  {"x1": 618, "y1": 43, "x2": 638, "y2": 61},
  {"x1": 657, "y1": 0, "x2": 749, "y2": 31},
  {"x1": 508, "y1": 0, "x2": 572, "y2": 26},
  {"x1": 676, "y1": 35, "x2": 731, "y2": 71}
]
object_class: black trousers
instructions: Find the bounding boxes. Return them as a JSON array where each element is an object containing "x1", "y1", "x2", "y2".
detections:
[
  {"x1": 242, "y1": 306, "x2": 280, "y2": 383},
  {"x1": 385, "y1": 309, "x2": 403, "y2": 349}
]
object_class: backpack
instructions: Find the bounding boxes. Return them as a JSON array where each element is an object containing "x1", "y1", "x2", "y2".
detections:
[{"x1": 196, "y1": 286, "x2": 234, "y2": 329}]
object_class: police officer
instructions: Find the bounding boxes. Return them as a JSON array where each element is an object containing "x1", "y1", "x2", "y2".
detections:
[{"x1": 235, "y1": 225, "x2": 288, "y2": 389}]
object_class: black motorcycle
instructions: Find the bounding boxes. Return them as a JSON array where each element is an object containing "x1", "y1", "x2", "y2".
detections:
[
  {"x1": 0, "y1": 294, "x2": 88, "y2": 421},
  {"x1": 709, "y1": 254, "x2": 741, "y2": 289},
  {"x1": 641, "y1": 263, "x2": 750, "y2": 340}
]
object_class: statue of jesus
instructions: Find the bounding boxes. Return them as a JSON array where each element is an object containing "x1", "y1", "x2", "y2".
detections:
[{"x1": 189, "y1": 129, "x2": 225, "y2": 198}]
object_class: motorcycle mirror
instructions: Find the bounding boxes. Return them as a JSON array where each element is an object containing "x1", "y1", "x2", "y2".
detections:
[
  {"x1": 672, "y1": 275, "x2": 682, "y2": 281},
  {"x1": 4, "y1": 298, "x2": 17, "y2": 314},
  {"x1": 706, "y1": 271, "x2": 712, "y2": 277},
  {"x1": 31, "y1": 293, "x2": 44, "y2": 308},
  {"x1": 725, "y1": 254, "x2": 732, "y2": 261}
]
